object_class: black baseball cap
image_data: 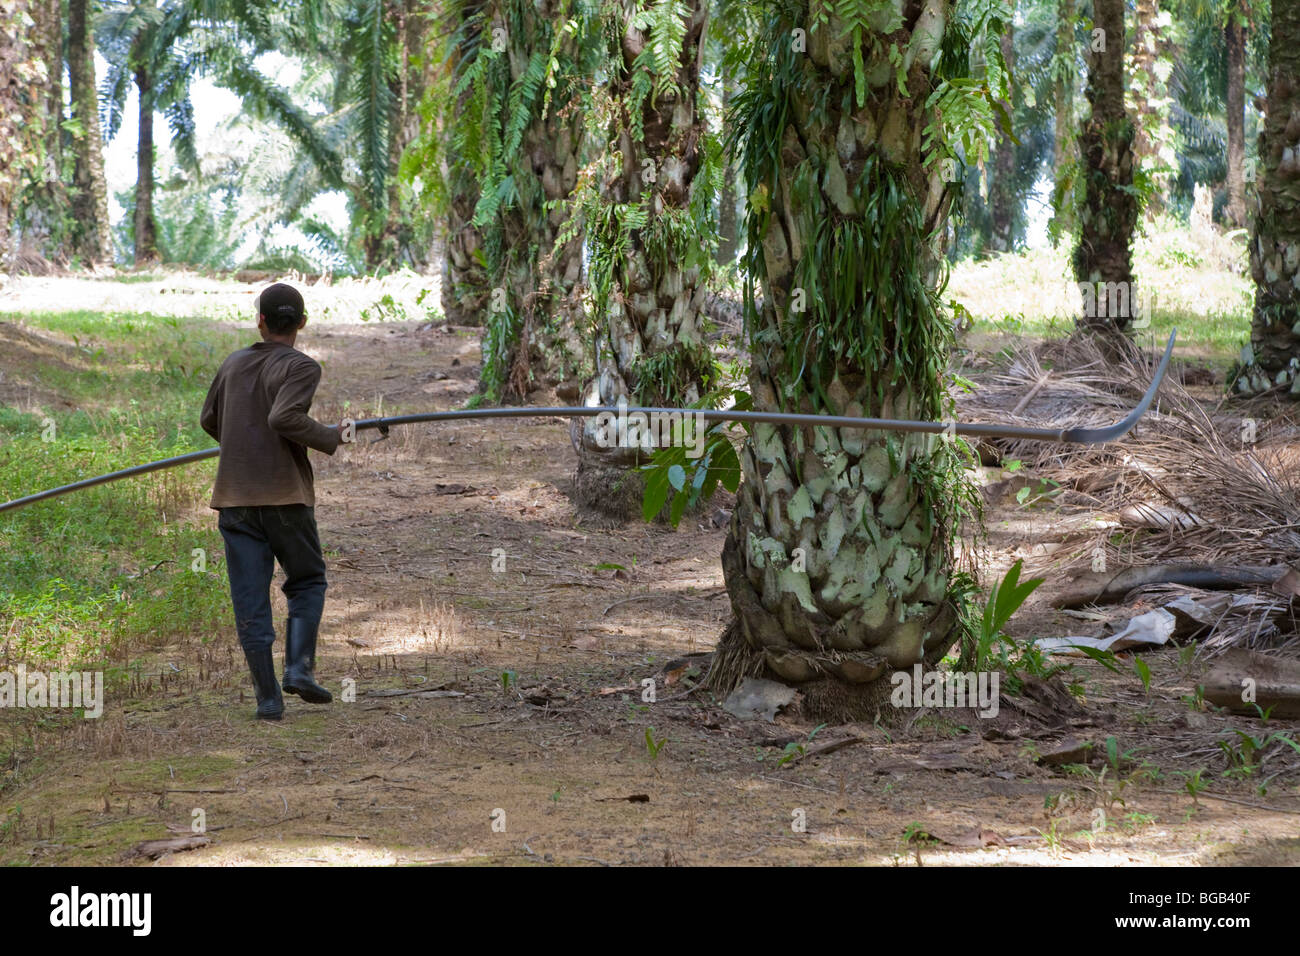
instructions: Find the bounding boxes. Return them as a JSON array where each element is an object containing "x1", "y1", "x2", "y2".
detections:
[{"x1": 256, "y1": 283, "x2": 306, "y2": 326}]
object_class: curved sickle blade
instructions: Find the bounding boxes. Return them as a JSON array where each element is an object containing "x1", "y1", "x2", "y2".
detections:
[
  {"x1": 0, "y1": 331, "x2": 1175, "y2": 515},
  {"x1": 1061, "y1": 329, "x2": 1177, "y2": 443}
]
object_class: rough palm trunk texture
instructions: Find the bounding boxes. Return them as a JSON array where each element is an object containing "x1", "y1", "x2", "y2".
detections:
[
  {"x1": 1225, "y1": 12, "x2": 1248, "y2": 228},
  {"x1": 717, "y1": 70, "x2": 739, "y2": 265},
  {"x1": 365, "y1": 0, "x2": 408, "y2": 266},
  {"x1": 574, "y1": 0, "x2": 711, "y2": 520},
  {"x1": 1052, "y1": 0, "x2": 1076, "y2": 237},
  {"x1": 709, "y1": 1, "x2": 961, "y2": 722},
  {"x1": 497, "y1": 96, "x2": 586, "y2": 398},
  {"x1": 1242, "y1": 0, "x2": 1300, "y2": 391},
  {"x1": 366, "y1": 0, "x2": 430, "y2": 267},
  {"x1": 988, "y1": 20, "x2": 1016, "y2": 253},
  {"x1": 1073, "y1": 0, "x2": 1136, "y2": 335},
  {"x1": 441, "y1": 0, "x2": 490, "y2": 324},
  {"x1": 487, "y1": 0, "x2": 588, "y2": 401},
  {"x1": 69, "y1": 0, "x2": 113, "y2": 266},
  {"x1": 18, "y1": 0, "x2": 66, "y2": 266},
  {"x1": 442, "y1": 171, "x2": 490, "y2": 324},
  {"x1": 132, "y1": 52, "x2": 160, "y2": 266},
  {"x1": 40, "y1": 0, "x2": 62, "y2": 199},
  {"x1": 0, "y1": 0, "x2": 39, "y2": 273},
  {"x1": 1127, "y1": 0, "x2": 1171, "y2": 216}
]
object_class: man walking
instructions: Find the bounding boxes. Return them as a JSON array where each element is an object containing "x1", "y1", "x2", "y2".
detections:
[{"x1": 201, "y1": 283, "x2": 342, "y2": 720}]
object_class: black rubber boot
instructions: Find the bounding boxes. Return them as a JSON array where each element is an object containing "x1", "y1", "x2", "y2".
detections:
[
  {"x1": 282, "y1": 617, "x2": 332, "y2": 704},
  {"x1": 243, "y1": 647, "x2": 284, "y2": 720}
]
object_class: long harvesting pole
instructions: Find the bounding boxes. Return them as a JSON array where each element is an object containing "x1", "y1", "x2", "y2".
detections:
[{"x1": 0, "y1": 332, "x2": 1175, "y2": 516}]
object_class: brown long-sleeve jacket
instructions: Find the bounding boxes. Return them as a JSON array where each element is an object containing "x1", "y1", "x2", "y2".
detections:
[{"x1": 200, "y1": 341, "x2": 340, "y2": 508}]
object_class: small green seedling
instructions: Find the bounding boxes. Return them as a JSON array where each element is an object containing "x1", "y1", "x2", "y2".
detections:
[
  {"x1": 645, "y1": 727, "x2": 667, "y2": 759},
  {"x1": 1133, "y1": 656, "x2": 1152, "y2": 693},
  {"x1": 902, "y1": 822, "x2": 937, "y2": 866},
  {"x1": 1176, "y1": 768, "x2": 1208, "y2": 807},
  {"x1": 776, "y1": 723, "x2": 828, "y2": 767}
]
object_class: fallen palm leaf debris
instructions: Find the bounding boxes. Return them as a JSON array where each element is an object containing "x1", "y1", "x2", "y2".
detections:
[{"x1": 961, "y1": 336, "x2": 1300, "y2": 657}]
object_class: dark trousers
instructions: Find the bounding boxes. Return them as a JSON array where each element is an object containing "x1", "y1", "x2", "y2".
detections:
[{"x1": 218, "y1": 505, "x2": 327, "y2": 653}]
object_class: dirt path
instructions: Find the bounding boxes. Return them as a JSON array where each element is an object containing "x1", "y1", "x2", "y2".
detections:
[{"x1": 4, "y1": 315, "x2": 1300, "y2": 866}]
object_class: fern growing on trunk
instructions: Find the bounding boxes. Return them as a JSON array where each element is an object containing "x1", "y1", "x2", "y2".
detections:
[
  {"x1": 568, "y1": 0, "x2": 723, "y2": 519},
  {"x1": 706, "y1": 0, "x2": 1002, "y2": 721}
]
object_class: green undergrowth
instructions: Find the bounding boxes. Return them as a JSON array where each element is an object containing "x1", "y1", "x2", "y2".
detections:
[{"x1": 1, "y1": 311, "x2": 240, "y2": 667}]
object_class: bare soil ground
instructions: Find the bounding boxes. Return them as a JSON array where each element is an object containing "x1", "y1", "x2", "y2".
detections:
[{"x1": 3, "y1": 293, "x2": 1300, "y2": 867}]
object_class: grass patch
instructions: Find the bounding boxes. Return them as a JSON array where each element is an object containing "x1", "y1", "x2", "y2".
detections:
[
  {"x1": 971, "y1": 306, "x2": 1247, "y2": 365},
  {"x1": 0, "y1": 311, "x2": 240, "y2": 667},
  {"x1": 115, "y1": 754, "x2": 245, "y2": 788},
  {"x1": 2, "y1": 309, "x2": 245, "y2": 413},
  {"x1": 949, "y1": 222, "x2": 1253, "y2": 366}
]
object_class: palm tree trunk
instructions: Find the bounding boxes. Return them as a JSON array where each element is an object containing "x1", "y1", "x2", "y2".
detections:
[
  {"x1": 0, "y1": 1, "x2": 40, "y2": 273},
  {"x1": 40, "y1": 0, "x2": 62, "y2": 186},
  {"x1": 19, "y1": 0, "x2": 67, "y2": 266},
  {"x1": 368, "y1": 0, "x2": 409, "y2": 266},
  {"x1": 717, "y1": 69, "x2": 739, "y2": 266},
  {"x1": 1052, "y1": 0, "x2": 1077, "y2": 238},
  {"x1": 442, "y1": 3, "x2": 490, "y2": 325},
  {"x1": 370, "y1": 0, "x2": 425, "y2": 267},
  {"x1": 499, "y1": 93, "x2": 587, "y2": 398},
  {"x1": 1073, "y1": 0, "x2": 1137, "y2": 336},
  {"x1": 573, "y1": 0, "x2": 713, "y2": 519},
  {"x1": 441, "y1": 192, "x2": 488, "y2": 323},
  {"x1": 1241, "y1": 0, "x2": 1300, "y2": 390},
  {"x1": 708, "y1": 0, "x2": 962, "y2": 721},
  {"x1": 132, "y1": 49, "x2": 160, "y2": 266},
  {"x1": 485, "y1": 0, "x2": 588, "y2": 402},
  {"x1": 1224, "y1": 9, "x2": 1248, "y2": 228},
  {"x1": 69, "y1": 0, "x2": 113, "y2": 266},
  {"x1": 1128, "y1": 0, "x2": 1169, "y2": 216},
  {"x1": 988, "y1": 21, "x2": 1017, "y2": 253}
]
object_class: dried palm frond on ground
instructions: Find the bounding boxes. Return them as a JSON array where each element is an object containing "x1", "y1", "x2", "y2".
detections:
[
  {"x1": 957, "y1": 338, "x2": 1138, "y2": 470},
  {"x1": 1124, "y1": 583, "x2": 1300, "y2": 658},
  {"x1": 960, "y1": 336, "x2": 1300, "y2": 569},
  {"x1": 958, "y1": 336, "x2": 1300, "y2": 655}
]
